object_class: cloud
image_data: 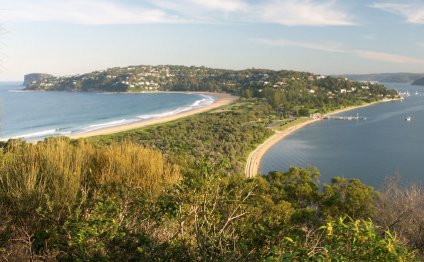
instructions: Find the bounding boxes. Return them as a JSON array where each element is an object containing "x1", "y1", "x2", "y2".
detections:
[
  {"x1": 182, "y1": 0, "x2": 249, "y2": 13},
  {"x1": 259, "y1": 0, "x2": 356, "y2": 26},
  {"x1": 150, "y1": 0, "x2": 355, "y2": 26},
  {"x1": 1, "y1": 0, "x2": 184, "y2": 25},
  {"x1": 145, "y1": 0, "x2": 249, "y2": 24},
  {"x1": 0, "y1": 0, "x2": 354, "y2": 26},
  {"x1": 255, "y1": 38, "x2": 347, "y2": 53},
  {"x1": 372, "y1": 2, "x2": 424, "y2": 24},
  {"x1": 255, "y1": 38, "x2": 424, "y2": 64}
]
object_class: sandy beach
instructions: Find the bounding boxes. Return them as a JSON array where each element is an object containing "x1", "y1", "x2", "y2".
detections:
[
  {"x1": 69, "y1": 92, "x2": 238, "y2": 139},
  {"x1": 245, "y1": 98, "x2": 401, "y2": 178}
]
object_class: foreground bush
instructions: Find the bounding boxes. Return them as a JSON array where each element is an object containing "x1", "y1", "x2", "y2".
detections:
[
  {"x1": 267, "y1": 217, "x2": 416, "y2": 261},
  {"x1": 0, "y1": 138, "x2": 180, "y2": 261},
  {"x1": 0, "y1": 138, "x2": 179, "y2": 206},
  {"x1": 0, "y1": 140, "x2": 416, "y2": 261}
]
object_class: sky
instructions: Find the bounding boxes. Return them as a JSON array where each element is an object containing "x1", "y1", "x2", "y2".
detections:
[{"x1": 0, "y1": 0, "x2": 423, "y2": 80}]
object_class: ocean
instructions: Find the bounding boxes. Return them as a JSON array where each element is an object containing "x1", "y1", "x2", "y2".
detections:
[
  {"x1": 0, "y1": 82, "x2": 215, "y2": 141},
  {"x1": 260, "y1": 83, "x2": 424, "y2": 188}
]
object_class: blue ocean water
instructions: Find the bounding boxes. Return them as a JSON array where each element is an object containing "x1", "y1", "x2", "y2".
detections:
[
  {"x1": 0, "y1": 82, "x2": 215, "y2": 140},
  {"x1": 260, "y1": 83, "x2": 424, "y2": 188}
]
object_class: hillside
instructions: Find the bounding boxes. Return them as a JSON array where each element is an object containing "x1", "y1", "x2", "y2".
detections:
[
  {"x1": 1, "y1": 99, "x2": 417, "y2": 260},
  {"x1": 23, "y1": 65, "x2": 399, "y2": 118},
  {"x1": 339, "y1": 73, "x2": 424, "y2": 83},
  {"x1": 24, "y1": 65, "x2": 317, "y2": 93},
  {"x1": 23, "y1": 73, "x2": 54, "y2": 86},
  {"x1": 0, "y1": 66, "x2": 417, "y2": 260},
  {"x1": 412, "y1": 77, "x2": 424, "y2": 86}
]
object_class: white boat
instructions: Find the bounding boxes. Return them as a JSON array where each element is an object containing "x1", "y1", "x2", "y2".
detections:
[{"x1": 405, "y1": 116, "x2": 412, "y2": 122}]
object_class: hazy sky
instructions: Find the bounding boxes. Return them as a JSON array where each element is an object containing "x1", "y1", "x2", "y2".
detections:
[{"x1": 0, "y1": 0, "x2": 423, "y2": 80}]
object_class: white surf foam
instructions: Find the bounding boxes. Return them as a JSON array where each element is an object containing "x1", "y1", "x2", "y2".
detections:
[
  {"x1": 5, "y1": 128, "x2": 72, "y2": 140},
  {"x1": 137, "y1": 95, "x2": 216, "y2": 120},
  {"x1": 2, "y1": 94, "x2": 217, "y2": 140},
  {"x1": 80, "y1": 118, "x2": 139, "y2": 133},
  {"x1": 8, "y1": 89, "x2": 34, "y2": 93}
]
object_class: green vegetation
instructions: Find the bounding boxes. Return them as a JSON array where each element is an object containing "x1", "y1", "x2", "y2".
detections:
[
  {"x1": 268, "y1": 117, "x2": 310, "y2": 131},
  {"x1": 91, "y1": 100, "x2": 274, "y2": 174},
  {"x1": 267, "y1": 217, "x2": 415, "y2": 261},
  {"x1": 23, "y1": 73, "x2": 54, "y2": 86},
  {"x1": 0, "y1": 139, "x2": 417, "y2": 260},
  {"x1": 25, "y1": 65, "x2": 399, "y2": 118},
  {"x1": 85, "y1": 71, "x2": 398, "y2": 181},
  {"x1": 1, "y1": 98, "x2": 420, "y2": 260},
  {"x1": 0, "y1": 138, "x2": 180, "y2": 260},
  {"x1": 5, "y1": 66, "x2": 418, "y2": 260}
]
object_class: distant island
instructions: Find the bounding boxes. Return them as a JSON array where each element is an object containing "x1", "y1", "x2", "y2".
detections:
[
  {"x1": 412, "y1": 77, "x2": 424, "y2": 86},
  {"x1": 338, "y1": 73, "x2": 424, "y2": 83}
]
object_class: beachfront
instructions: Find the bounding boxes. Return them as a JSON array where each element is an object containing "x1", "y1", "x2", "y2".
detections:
[
  {"x1": 69, "y1": 92, "x2": 238, "y2": 139},
  {"x1": 245, "y1": 98, "x2": 401, "y2": 178}
]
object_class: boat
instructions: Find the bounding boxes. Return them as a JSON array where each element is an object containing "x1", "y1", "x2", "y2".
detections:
[{"x1": 405, "y1": 116, "x2": 412, "y2": 122}]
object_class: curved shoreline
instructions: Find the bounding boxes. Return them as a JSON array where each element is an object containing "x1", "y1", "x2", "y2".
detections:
[
  {"x1": 245, "y1": 98, "x2": 400, "y2": 178},
  {"x1": 69, "y1": 92, "x2": 238, "y2": 139}
]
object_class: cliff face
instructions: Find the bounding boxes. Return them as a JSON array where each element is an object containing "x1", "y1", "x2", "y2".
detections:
[
  {"x1": 412, "y1": 77, "x2": 424, "y2": 86},
  {"x1": 24, "y1": 73, "x2": 54, "y2": 86}
]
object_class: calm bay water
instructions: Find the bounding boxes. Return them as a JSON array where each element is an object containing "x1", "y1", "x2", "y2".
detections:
[
  {"x1": 0, "y1": 82, "x2": 215, "y2": 140},
  {"x1": 261, "y1": 83, "x2": 424, "y2": 188}
]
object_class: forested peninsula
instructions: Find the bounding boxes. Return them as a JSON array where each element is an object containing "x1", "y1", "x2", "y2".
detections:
[{"x1": 1, "y1": 66, "x2": 421, "y2": 261}]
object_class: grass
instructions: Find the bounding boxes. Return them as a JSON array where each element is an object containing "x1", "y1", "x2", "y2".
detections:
[
  {"x1": 0, "y1": 138, "x2": 180, "y2": 212},
  {"x1": 270, "y1": 117, "x2": 312, "y2": 131}
]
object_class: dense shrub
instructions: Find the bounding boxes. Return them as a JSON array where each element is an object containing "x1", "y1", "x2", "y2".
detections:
[{"x1": 0, "y1": 138, "x2": 180, "y2": 261}]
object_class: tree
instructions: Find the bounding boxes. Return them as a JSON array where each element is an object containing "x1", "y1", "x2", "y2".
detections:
[
  {"x1": 243, "y1": 88, "x2": 253, "y2": 98},
  {"x1": 270, "y1": 90, "x2": 285, "y2": 109},
  {"x1": 322, "y1": 177, "x2": 377, "y2": 219}
]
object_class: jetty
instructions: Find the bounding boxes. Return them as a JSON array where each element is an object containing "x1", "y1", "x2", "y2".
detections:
[{"x1": 323, "y1": 113, "x2": 367, "y2": 121}]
